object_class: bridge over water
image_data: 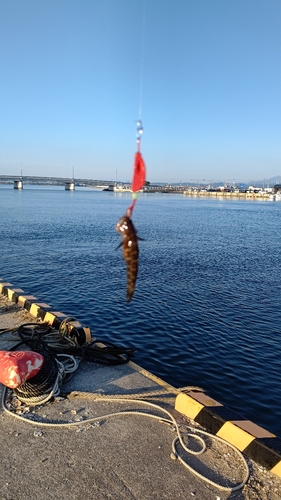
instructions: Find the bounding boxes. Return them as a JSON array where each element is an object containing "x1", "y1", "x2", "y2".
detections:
[{"x1": 0, "y1": 175, "x2": 113, "y2": 188}]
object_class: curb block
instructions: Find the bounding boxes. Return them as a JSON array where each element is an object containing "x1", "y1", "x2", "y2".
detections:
[
  {"x1": 175, "y1": 391, "x2": 281, "y2": 478},
  {"x1": 0, "y1": 280, "x2": 91, "y2": 344}
]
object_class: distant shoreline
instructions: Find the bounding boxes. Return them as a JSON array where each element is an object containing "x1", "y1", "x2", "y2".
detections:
[{"x1": 183, "y1": 190, "x2": 272, "y2": 199}]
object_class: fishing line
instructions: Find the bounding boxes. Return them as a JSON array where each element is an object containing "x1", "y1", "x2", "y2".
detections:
[
  {"x1": 138, "y1": 0, "x2": 146, "y2": 121},
  {"x1": 127, "y1": 0, "x2": 147, "y2": 217},
  {"x1": 115, "y1": 1, "x2": 147, "y2": 302}
]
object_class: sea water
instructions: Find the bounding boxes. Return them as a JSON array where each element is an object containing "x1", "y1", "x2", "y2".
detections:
[{"x1": 0, "y1": 185, "x2": 280, "y2": 436}]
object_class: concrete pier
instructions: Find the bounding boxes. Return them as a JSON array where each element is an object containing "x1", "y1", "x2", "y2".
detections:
[
  {"x1": 65, "y1": 181, "x2": 75, "y2": 190},
  {"x1": 183, "y1": 190, "x2": 271, "y2": 199},
  {"x1": 0, "y1": 283, "x2": 281, "y2": 499},
  {"x1": 13, "y1": 179, "x2": 23, "y2": 189}
]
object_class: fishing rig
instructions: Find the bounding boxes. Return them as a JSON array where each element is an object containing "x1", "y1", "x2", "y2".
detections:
[
  {"x1": 126, "y1": 119, "x2": 146, "y2": 218},
  {"x1": 115, "y1": 121, "x2": 146, "y2": 302},
  {"x1": 127, "y1": 0, "x2": 147, "y2": 218},
  {"x1": 114, "y1": 0, "x2": 147, "y2": 303}
]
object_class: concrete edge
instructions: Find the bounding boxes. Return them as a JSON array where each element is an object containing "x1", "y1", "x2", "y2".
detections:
[
  {"x1": 0, "y1": 281, "x2": 91, "y2": 344},
  {"x1": 1, "y1": 279, "x2": 281, "y2": 479},
  {"x1": 128, "y1": 360, "x2": 179, "y2": 395},
  {"x1": 175, "y1": 391, "x2": 281, "y2": 479}
]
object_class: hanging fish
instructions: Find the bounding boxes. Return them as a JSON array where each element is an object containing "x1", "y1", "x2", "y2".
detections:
[
  {"x1": 116, "y1": 209, "x2": 140, "y2": 302},
  {"x1": 115, "y1": 119, "x2": 146, "y2": 302}
]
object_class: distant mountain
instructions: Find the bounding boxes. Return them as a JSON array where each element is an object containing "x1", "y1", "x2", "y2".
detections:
[
  {"x1": 161, "y1": 176, "x2": 281, "y2": 188},
  {"x1": 135, "y1": 175, "x2": 281, "y2": 189},
  {"x1": 245, "y1": 176, "x2": 281, "y2": 187}
]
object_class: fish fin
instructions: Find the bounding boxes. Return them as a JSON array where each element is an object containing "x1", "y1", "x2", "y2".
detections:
[{"x1": 115, "y1": 242, "x2": 123, "y2": 251}]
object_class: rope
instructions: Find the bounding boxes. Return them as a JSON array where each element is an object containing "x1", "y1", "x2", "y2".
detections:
[
  {"x1": 13, "y1": 354, "x2": 80, "y2": 405},
  {"x1": 1, "y1": 391, "x2": 249, "y2": 492},
  {"x1": 66, "y1": 385, "x2": 204, "y2": 401},
  {"x1": 0, "y1": 328, "x2": 16, "y2": 334},
  {"x1": 14, "y1": 322, "x2": 135, "y2": 365},
  {"x1": 0, "y1": 324, "x2": 249, "y2": 491}
]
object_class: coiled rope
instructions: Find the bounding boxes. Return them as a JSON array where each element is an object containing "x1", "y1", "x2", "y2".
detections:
[
  {"x1": 13, "y1": 354, "x2": 79, "y2": 405},
  {"x1": 1, "y1": 322, "x2": 249, "y2": 492},
  {"x1": 16, "y1": 322, "x2": 135, "y2": 365},
  {"x1": 2, "y1": 321, "x2": 134, "y2": 404}
]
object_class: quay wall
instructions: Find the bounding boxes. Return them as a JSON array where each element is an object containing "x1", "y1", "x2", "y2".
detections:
[
  {"x1": 183, "y1": 190, "x2": 271, "y2": 199},
  {"x1": 0, "y1": 279, "x2": 281, "y2": 478}
]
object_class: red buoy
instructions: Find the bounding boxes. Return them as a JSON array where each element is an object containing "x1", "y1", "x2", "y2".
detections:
[{"x1": 0, "y1": 351, "x2": 44, "y2": 389}]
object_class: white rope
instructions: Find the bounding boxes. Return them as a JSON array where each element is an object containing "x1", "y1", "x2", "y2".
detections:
[
  {"x1": 2, "y1": 391, "x2": 249, "y2": 492},
  {"x1": 171, "y1": 427, "x2": 250, "y2": 492}
]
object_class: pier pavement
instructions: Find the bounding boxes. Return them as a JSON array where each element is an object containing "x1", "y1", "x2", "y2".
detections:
[{"x1": 0, "y1": 291, "x2": 281, "y2": 500}]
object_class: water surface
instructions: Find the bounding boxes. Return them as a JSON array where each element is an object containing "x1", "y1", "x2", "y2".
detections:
[{"x1": 0, "y1": 185, "x2": 280, "y2": 436}]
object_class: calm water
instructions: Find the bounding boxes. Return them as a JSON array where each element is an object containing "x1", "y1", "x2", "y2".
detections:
[{"x1": 0, "y1": 185, "x2": 280, "y2": 436}]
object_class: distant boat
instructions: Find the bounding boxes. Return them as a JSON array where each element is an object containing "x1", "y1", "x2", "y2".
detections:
[
  {"x1": 113, "y1": 183, "x2": 131, "y2": 192},
  {"x1": 103, "y1": 184, "x2": 114, "y2": 191},
  {"x1": 113, "y1": 183, "x2": 143, "y2": 193}
]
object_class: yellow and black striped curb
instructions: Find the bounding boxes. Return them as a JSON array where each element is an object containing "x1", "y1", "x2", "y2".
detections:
[
  {"x1": 175, "y1": 391, "x2": 281, "y2": 479},
  {"x1": 1, "y1": 279, "x2": 281, "y2": 479},
  {"x1": 0, "y1": 280, "x2": 91, "y2": 344}
]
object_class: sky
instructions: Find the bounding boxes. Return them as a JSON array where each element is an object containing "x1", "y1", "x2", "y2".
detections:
[{"x1": 1, "y1": 0, "x2": 281, "y2": 184}]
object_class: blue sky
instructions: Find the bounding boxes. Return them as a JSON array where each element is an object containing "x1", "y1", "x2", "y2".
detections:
[{"x1": 1, "y1": 0, "x2": 281, "y2": 183}]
